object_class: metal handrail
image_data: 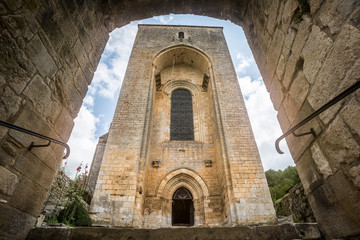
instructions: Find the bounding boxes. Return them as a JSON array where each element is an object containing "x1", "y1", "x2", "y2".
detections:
[
  {"x1": 276, "y1": 80, "x2": 360, "y2": 154},
  {"x1": 0, "y1": 120, "x2": 70, "y2": 159}
]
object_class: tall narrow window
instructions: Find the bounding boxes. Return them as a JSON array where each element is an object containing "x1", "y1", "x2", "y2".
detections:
[{"x1": 170, "y1": 89, "x2": 194, "y2": 141}]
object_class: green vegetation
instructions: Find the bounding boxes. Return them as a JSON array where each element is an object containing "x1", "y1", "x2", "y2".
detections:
[
  {"x1": 44, "y1": 172, "x2": 92, "y2": 227},
  {"x1": 58, "y1": 199, "x2": 92, "y2": 226},
  {"x1": 265, "y1": 166, "x2": 301, "y2": 204},
  {"x1": 57, "y1": 173, "x2": 92, "y2": 226}
]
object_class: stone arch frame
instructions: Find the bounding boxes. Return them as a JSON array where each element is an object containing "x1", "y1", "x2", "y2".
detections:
[
  {"x1": 1, "y1": 1, "x2": 359, "y2": 239},
  {"x1": 163, "y1": 79, "x2": 201, "y2": 96},
  {"x1": 157, "y1": 168, "x2": 210, "y2": 226},
  {"x1": 152, "y1": 44, "x2": 213, "y2": 75},
  {"x1": 154, "y1": 45, "x2": 214, "y2": 142}
]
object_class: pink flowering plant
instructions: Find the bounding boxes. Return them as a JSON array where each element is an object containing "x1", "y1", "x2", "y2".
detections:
[{"x1": 58, "y1": 162, "x2": 92, "y2": 226}]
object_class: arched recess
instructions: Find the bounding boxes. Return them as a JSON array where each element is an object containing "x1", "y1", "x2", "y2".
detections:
[
  {"x1": 163, "y1": 80, "x2": 201, "y2": 96},
  {"x1": 151, "y1": 44, "x2": 215, "y2": 143},
  {"x1": 153, "y1": 45, "x2": 213, "y2": 76},
  {"x1": 157, "y1": 168, "x2": 209, "y2": 226},
  {"x1": 157, "y1": 168, "x2": 209, "y2": 198}
]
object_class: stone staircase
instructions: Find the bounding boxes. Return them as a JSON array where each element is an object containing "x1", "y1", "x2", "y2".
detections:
[{"x1": 26, "y1": 223, "x2": 322, "y2": 240}]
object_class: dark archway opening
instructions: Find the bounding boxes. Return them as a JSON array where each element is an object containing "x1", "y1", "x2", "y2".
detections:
[{"x1": 172, "y1": 187, "x2": 194, "y2": 226}]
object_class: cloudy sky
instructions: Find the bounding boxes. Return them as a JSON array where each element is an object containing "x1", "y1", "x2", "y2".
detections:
[{"x1": 64, "y1": 14, "x2": 293, "y2": 178}]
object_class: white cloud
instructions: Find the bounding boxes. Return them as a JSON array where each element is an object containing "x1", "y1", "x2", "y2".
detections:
[
  {"x1": 89, "y1": 23, "x2": 138, "y2": 99},
  {"x1": 64, "y1": 23, "x2": 139, "y2": 178},
  {"x1": 238, "y1": 76, "x2": 294, "y2": 170},
  {"x1": 83, "y1": 95, "x2": 94, "y2": 107},
  {"x1": 154, "y1": 15, "x2": 174, "y2": 24},
  {"x1": 235, "y1": 53, "x2": 254, "y2": 74},
  {"x1": 64, "y1": 105, "x2": 99, "y2": 178}
]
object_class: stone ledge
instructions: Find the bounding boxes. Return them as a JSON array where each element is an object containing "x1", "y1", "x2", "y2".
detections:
[{"x1": 26, "y1": 224, "x2": 322, "y2": 240}]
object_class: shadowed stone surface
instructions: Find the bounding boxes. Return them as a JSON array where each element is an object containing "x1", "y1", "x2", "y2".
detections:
[
  {"x1": 0, "y1": 0, "x2": 359, "y2": 239},
  {"x1": 26, "y1": 224, "x2": 322, "y2": 240}
]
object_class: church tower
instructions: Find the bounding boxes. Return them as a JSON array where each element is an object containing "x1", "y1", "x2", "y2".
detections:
[{"x1": 90, "y1": 25, "x2": 275, "y2": 227}]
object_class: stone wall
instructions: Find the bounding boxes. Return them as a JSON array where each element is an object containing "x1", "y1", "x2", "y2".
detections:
[
  {"x1": 241, "y1": 0, "x2": 360, "y2": 238},
  {"x1": 86, "y1": 133, "x2": 108, "y2": 196},
  {"x1": 276, "y1": 183, "x2": 315, "y2": 223},
  {"x1": 0, "y1": 0, "x2": 359, "y2": 239},
  {"x1": 0, "y1": 1, "x2": 109, "y2": 239},
  {"x1": 26, "y1": 224, "x2": 322, "y2": 240}
]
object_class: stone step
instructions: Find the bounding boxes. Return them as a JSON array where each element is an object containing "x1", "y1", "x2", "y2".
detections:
[{"x1": 26, "y1": 223, "x2": 322, "y2": 240}]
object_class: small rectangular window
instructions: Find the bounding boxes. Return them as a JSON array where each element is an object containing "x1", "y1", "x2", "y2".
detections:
[{"x1": 178, "y1": 32, "x2": 184, "y2": 39}]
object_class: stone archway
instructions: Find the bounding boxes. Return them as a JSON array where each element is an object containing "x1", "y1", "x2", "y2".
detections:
[
  {"x1": 1, "y1": 0, "x2": 359, "y2": 239},
  {"x1": 156, "y1": 168, "x2": 209, "y2": 227}
]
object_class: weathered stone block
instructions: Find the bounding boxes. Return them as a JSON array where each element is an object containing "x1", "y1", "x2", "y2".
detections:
[
  {"x1": 308, "y1": 0, "x2": 323, "y2": 15},
  {"x1": 288, "y1": 71, "x2": 309, "y2": 109},
  {"x1": 281, "y1": 0, "x2": 299, "y2": 32},
  {"x1": 302, "y1": 25, "x2": 333, "y2": 84},
  {"x1": 8, "y1": 105, "x2": 52, "y2": 149},
  {"x1": 0, "y1": 165, "x2": 19, "y2": 196},
  {"x1": 284, "y1": 27, "x2": 297, "y2": 55},
  {"x1": 284, "y1": 100, "x2": 322, "y2": 161},
  {"x1": 2, "y1": 13, "x2": 37, "y2": 41},
  {"x1": 37, "y1": 8, "x2": 64, "y2": 51},
  {"x1": 8, "y1": 176, "x2": 48, "y2": 217},
  {"x1": 308, "y1": 24, "x2": 360, "y2": 123},
  {"x1": 0, "y1": 2, "x2": 7, "y2": 14},
  {"x1": 23, "y1": 74, "x2": 61, "y2": 124},
  {"x1": 307, "y1": 171, "x2": 360, "y2": 238},
  {"x1": 0, "y1": 86, "x2": 22, "y2": 118},
  {"x1": 266, "y1": 1, "x2": 279, "y2": 34},
  {"x1": 2, "y1": 0, "x2": 22, "y2": 11},
  {"x1": 54, "y1": 107, "x2": 74, "y2": 142},
  {"x1": 269, "y1": 76, "x2": 285, "y2": 110},
  {"x1": 14, "y1": 152, "x2": 55, "y2": 190},
  {"x1": 25, "y1": 34, "x2": 57, "y2": 77},
  {"x1": 349, "y1": 165, "x2": 360, "y2": 190},
  {"x1": 318, "y1": 0, "x2": 359, "y2": 35},
  {"x1": 1, "y1": 139, "x2": 19, "y2": 158},
  {"x1": 52, "y1": 69, "x2": 83, "y2": 118},
  {"x1": 291, "y1": 15, "x2": 311, "y2": 58},
  {"x1": 310, "y1": 142, "x2": 333, "y2": 179},
  {"x1": 282, "y1": 54, "x2": 297, "y2": 90},
  {"x1": 74, "y1": 68, "x2": 89, "y2": 99},
  {"x1": 0, "y1": 30, "x2": 35, "y2": 84},
  {"x1": 265, "y1": 28, "x2": 285, "y2": 82},
  {"x1": 341, "y1": 97, "x2": 360, "y2": 135},
  {"x1": 282, "y1": 94, "x2": 298, "y2": 124},
  {"x1": 319, "y1": 116, "x2": 360, "y2": 171},
  {"x1": 0, "y1": 204, "x2": 36, "y2": 240}
]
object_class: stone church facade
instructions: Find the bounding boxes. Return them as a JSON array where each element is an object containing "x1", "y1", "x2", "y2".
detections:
[{"x1": 90, "y1": 25, "x2": 275, "y2": 227}]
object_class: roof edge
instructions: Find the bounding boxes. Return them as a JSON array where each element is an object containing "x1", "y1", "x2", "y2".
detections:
[{"x1": 138, "y1": 24, "x2": 223, "y2": 29}]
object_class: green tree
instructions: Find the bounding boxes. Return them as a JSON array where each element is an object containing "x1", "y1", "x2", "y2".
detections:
[{"x1": 265, "y1": 166, "x2": 301, "y2": 204}]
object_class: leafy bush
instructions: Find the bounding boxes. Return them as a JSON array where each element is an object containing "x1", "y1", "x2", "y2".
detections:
[
  {"x1": 265, "y1": 166, "x2": 301, "y2": 204},
  {"x1": 58, "y1": 199, "x2": 92, "y2": 226},
  {"x1": 57, "y1": 172, "x2": 92, "y2": 226}
]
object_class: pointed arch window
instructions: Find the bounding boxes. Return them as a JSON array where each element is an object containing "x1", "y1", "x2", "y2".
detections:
[{"x1": 170, "y1": 89, "x2": 194, "y2": 141}]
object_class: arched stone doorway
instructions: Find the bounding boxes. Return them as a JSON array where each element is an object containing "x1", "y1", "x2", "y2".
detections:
[
  {"x1": 155, "y1": 168, "x2": 209, "y2": 227},
  {"x1": 172, "y1": 187, "x2": 194, "y2": 226},
  {"x1": 1, "y1": 1, "x2": 359, "y2": 239}
]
